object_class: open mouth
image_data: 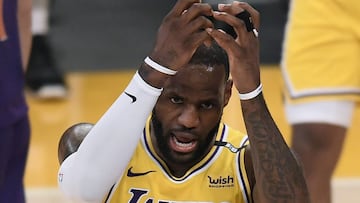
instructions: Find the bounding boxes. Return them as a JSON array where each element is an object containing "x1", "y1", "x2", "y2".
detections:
[{"x1": 169, "y1": 133, "x2": 197, "y2": 153}]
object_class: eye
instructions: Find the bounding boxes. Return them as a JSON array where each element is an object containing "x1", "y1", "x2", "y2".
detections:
[
  {"x1": 201, "y1": 102, "x2": 213, "y2": 110},
  {"x1": 170, "y1": 97, "x2": 183, "y2": 104}
]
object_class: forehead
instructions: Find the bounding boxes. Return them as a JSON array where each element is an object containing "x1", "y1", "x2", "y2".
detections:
[{"x1": 163, "y1": 63, "x2": 226, "y2": 95}]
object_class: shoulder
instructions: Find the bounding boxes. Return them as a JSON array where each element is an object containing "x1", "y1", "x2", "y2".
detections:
[{"x1": 224, "y1": 124, "x2": 248, "y2": 145}]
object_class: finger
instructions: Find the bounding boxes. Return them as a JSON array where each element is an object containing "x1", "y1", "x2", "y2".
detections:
[
  {"x1": 181, "y1": 3, "x2": 213, "y2": 23},
  {"x1": 217, "y1": 2, "x2": 243, "y2": 14},
  {"x1": 168, "y1": 0, "x2": 202, "y2": 17},
  {"x1": 212, "y1": 11, "x2": 247, "y2": 40},
  {"x1": 186, "y1": 15, "x2": 214, "y2": 35},
  {"x1": 219, "y1": 1, "x2": 260, "y2": 30},
  {"x1": 206, "y1": 28, "x2": 237, "y2": 52},
  {"x1": 190, "y1": 30, "x2": 213, "y2": 48},
  {"x1": 235, "y1": 1, "x2": 260, "y2": 30}
]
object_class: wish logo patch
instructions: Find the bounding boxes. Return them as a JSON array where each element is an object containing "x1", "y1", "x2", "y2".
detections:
[{"x1": 208, "y1": 175, "x2": 234, "y2": 188}]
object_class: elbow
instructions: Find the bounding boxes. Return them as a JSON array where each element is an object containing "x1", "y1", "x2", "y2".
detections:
[
  {"x1": 58, "y1": 171, "x2": 109, "y2": 203},
  {"x1": 58, "y1": 154, "x2": 108, "y2": 203}
]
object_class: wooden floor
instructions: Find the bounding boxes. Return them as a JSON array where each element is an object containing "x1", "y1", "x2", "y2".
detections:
[{"x1": 24, "y1": 66, "x2": 360, "y2": 202}]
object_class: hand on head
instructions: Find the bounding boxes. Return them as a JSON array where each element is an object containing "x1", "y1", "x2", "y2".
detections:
[
  {"x1": 149, "y1": 0, "x2": 214, "y2": 71},
  {"x1": 207, "y1": 1, "x2": 261, "y2": 93},
  {"x1": 150, "y1": 0, "x2": 261, "y2": 94}
]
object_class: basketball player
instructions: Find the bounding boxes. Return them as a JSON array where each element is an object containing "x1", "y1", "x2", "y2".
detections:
[
  {"x1": 58, "y1": 1, "x2": 310, "y2": 202},
  {"x1": 281, "y1": 0, "x2": 360, "y2": 202},
  {"x1": 0, "y1": 0, "x2": 32, "y2": 202}
]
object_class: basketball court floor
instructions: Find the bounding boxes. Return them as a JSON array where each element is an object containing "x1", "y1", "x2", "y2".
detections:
[{"x1": 25, "y1": 66, "x2": 360, "y2": 202}]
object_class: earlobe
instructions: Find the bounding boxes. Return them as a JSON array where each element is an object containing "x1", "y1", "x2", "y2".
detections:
[{"x1": 224, "y1": 79, "x2": 233, "y2": 106}]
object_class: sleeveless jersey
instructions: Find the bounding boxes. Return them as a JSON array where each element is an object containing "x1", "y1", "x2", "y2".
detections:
[
  {"x1": 106, "y1": 120, "x2": 252, "y2": 203},
  {"x1": 281, "y1": 0, "x2": 360, "y2": 104}
]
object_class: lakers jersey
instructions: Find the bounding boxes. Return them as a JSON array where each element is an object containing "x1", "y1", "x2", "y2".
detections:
[
  {"x1": 281, "y1": 0, "x2": 360, "y2": 104},
  {"x1": 106, "y1": 121, "x2": 252, "y2": 203}
]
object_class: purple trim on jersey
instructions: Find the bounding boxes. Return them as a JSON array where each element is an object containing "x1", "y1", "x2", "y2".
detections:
[
  {"x1": 143, "y1": 124, "x2": 226, "y2": 182},
  {"x1": 237, "y1": 137, "x2": 251, "y2": 203},
  {"x1": 0, "y1": 0, "x2": 28, "y2": 127}
]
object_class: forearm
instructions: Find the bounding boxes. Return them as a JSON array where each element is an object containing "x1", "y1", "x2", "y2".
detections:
[
  {"x1": 17, "y1": 0, "x2": 32, "y2": 70},
  {"x1": 241, "y1": 94, "x2": 309, "y2": 203},
  {"x1": 58, "y1": 72, "x2": 162, "y2": 202}
]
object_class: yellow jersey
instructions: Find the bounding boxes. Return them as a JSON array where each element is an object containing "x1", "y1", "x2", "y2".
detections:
[
  {"x1": 281, "y1": 0, "x2": 360, "y2": 104},
  {"x1": 106, "y1": 121, "x2": 251, "y2": 203}
]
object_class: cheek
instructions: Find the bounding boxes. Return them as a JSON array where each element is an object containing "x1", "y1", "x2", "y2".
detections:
[
  {"x1": 200, "y1": 109, "x2": 223, "y2": 127},
  {"x1": 154, "y1": 102, "x2": 177, "y2": 124}
]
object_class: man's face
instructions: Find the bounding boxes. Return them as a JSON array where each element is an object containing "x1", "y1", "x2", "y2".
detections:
[{"x1": 151, "y1": 63, "x2": 232, "y2": 168}]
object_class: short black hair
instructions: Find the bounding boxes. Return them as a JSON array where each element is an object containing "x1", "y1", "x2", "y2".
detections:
[
  {"x1": 189, "y1": 42, "x2": 230, "y2": 80},
  {"x1": 58, "y1": 122, "x2": 93, "y2": 164}
]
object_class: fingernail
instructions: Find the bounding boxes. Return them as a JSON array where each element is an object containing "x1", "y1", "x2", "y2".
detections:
[
  {"x1": 213, "y1": 11, "x2": 221, "y2": 16},
  {"x1": 218, "y1": 4, "x2": 226, "y2": 9},
  {"x1": 218, "y1": 29, "x2": 226, "y2": 34}
]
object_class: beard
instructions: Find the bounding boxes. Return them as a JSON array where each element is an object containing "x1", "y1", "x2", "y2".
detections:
[{"x1": 150, "y1": 111, "x2": 220, "y2": 165}]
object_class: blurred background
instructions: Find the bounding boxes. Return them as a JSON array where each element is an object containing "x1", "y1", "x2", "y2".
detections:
[
  {"x1": 48, "y1": 0, "x2": 287, "y2": 71},
  {"x1": 25, "y1": 0, "x2": 360, "y2": 202}
]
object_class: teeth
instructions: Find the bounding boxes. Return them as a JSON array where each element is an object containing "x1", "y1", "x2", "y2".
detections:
[{"x1": 174, "y1": 137, "x2": 194, "y2": 148}]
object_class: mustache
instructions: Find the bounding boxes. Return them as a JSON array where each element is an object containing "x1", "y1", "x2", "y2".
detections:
[{"x1": 170, "y1": 126, "x2": 198, "y2": 135}]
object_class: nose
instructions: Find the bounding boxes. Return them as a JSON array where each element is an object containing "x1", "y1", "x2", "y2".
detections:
[{"x1": 178, "y1": 105, "x2": 200, "y2": 129}]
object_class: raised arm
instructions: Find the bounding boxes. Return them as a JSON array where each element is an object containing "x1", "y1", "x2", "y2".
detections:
[
  {"x1": 58, "y1": 0, "x2": 214, "y2": 202},
  {"x1": 240, "y1": 94, "x2": 309, "y2": 202},
  {"x1": 207, "y1": 2, "x2": 310, "y2": 202}
]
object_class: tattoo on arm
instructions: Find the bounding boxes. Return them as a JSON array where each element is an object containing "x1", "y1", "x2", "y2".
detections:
[{"x1": 241, "y1": 94, "x2": 309, "y2": 202}]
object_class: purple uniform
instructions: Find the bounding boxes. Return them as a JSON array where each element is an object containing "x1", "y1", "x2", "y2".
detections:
[{"x1": 0, "y1": 0, "x2": 30, "y2": 202}]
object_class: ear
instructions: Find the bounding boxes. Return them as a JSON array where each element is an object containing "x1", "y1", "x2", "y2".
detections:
[{"x1": 223, "y1": 79, "x2": 233, "y2": 107}]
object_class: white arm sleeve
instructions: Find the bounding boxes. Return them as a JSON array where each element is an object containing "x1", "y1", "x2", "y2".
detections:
[{"x1": 58, "y1": 71, "x2": 162, "y2": 202}]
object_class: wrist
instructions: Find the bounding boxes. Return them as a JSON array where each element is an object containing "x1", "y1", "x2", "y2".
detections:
[
  {"x1": 138, "y1": 62, "x2": 169, "y2": 89},
  {"x1": 144, "y1": 56, "x2": 177, "y2": 75},
  {"x1": 238, "y1": 83, "x2": 263, "y2": 100}
]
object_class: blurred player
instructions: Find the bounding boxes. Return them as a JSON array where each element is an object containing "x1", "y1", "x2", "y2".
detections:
[
  {"x1": 281, "y1": 0, "x2": 360, "y2": 202},
  {"x1": 0, "y1": 0, "x2": 32, "y2": 202}
]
